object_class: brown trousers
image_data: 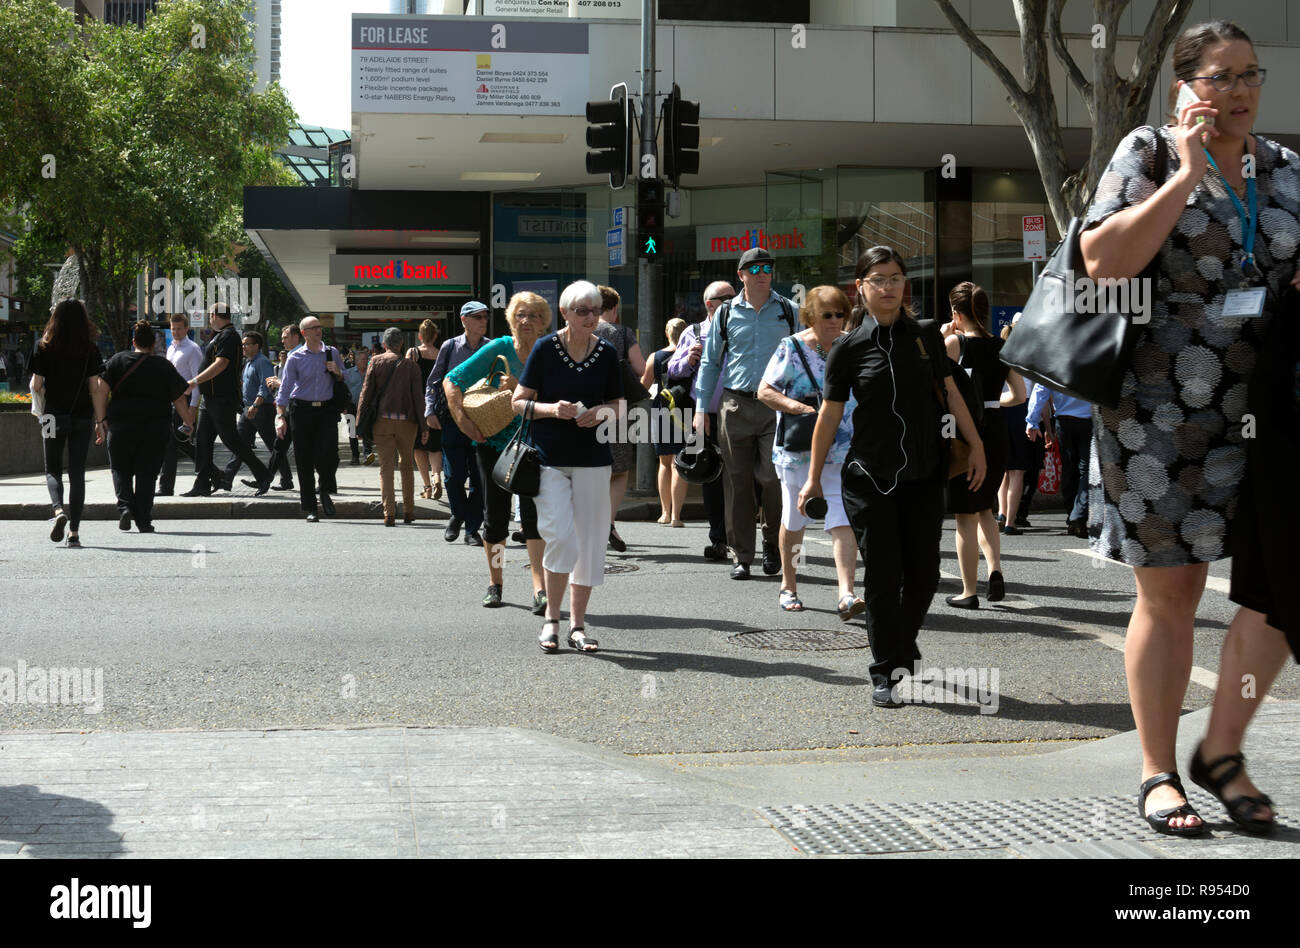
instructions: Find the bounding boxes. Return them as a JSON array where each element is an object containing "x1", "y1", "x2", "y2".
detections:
[{"x1": 373, "y1": 417, "x2": 417, "y2": 519}]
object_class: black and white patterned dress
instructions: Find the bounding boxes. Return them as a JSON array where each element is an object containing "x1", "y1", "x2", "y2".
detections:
[{"x1": 1083, "y1": 125, "x2": 1300, "y2": 567}]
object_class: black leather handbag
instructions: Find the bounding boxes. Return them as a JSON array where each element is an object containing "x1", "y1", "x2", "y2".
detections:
[
  {"x1": 999, "y1": 129, "x2": 1168, "y2": 409},
  {"x1": 492, "y1": 399, "x2": 541, "y2": 497},
  {"x1": 775, "y1": 338, "x2": 821, "y2": 452}
]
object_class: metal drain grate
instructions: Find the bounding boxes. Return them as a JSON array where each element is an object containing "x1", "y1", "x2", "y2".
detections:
[
  {"x1": 759, "y1": 790, "x2": 1259, "y2": 855},
  {"x1": 728, "y1": 628, "x2": 872, "y2": 651}
]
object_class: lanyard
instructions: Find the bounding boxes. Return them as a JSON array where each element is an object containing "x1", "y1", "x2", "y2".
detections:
[{"x1": 1203, "y1": 148, "x2": 1257, "y2": 272}]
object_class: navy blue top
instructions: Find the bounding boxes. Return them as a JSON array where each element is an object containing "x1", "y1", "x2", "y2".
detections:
[{"x1": 519, "y1": 331, "x2": 622, "y2": 468}]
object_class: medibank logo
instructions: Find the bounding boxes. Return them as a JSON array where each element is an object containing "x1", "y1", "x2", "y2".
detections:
[
  {"x1": 709, "y1": 227, "x2": 807, "y2": 256},
  {"x1": 353, "y1": 259, "x2": 450, "y2": 280},
  {"x1": 697, "y1": 220, "x2": 821, "y2": 260}
]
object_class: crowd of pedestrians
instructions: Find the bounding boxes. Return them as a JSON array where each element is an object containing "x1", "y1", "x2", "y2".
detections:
[{"x1": 20, "y1": 16, "x2": 1299, "y2": 842}]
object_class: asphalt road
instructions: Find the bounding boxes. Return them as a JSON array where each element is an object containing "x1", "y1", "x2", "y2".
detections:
[{"x1": 2, "y1": 511, "x2": 1295, "y2": 754}]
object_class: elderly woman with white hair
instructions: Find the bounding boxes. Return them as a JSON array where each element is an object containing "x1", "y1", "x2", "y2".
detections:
[
  {"x1": 357, "y1": 327, "x2": 428, "y2": 526},
  {"x1": 512, "y1": 280, "x2": 624, "y2": 653}
]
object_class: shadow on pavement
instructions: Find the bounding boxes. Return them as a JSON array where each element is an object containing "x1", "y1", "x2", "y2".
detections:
[
  {"x1": 584, "y1": 648, "x2": 873, "y2": 687},
  {"x1": 0, "y1": 784, "x2": 121, "y2": 858}
]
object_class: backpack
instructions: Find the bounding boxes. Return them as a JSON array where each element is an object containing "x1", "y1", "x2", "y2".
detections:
[{"x1": 716, "y1": 296, "x2": 796, "y2": 362}]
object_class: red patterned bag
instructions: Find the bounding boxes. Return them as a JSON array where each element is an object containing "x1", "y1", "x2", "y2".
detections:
[{"x1": 1038, "y1": 439, "x2": 1061, "y2": 495}]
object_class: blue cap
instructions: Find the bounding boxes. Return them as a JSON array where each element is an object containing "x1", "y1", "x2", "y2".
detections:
[{"x1": 460, "y1": 300, "x2": 489, "y2": 318}]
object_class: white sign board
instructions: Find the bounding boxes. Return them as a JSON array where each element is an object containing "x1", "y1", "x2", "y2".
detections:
[
  {"x1": 695, "y1": 220, "x2": 822, "y2": 261},
  {"x1": 1022, "y1": 215, "x2": 1047, "y2": 261},
  {"x1": 484, "y1": 0, "x2": 639, "y2": 17},
  {"x1": 353, "y1": 17, "x2": 589, "y2": 115},
  {"x1": 607, "y1": 226, "x2": 624, "y2": 267}
]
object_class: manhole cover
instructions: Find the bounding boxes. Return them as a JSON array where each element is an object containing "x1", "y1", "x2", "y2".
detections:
[{"x1": 728, "y1": 628, "x2": 871, "y2": 651}]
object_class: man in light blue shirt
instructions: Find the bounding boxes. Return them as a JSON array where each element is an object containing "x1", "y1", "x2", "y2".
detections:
[
  {"x1": 692, "y1": 247, "x2": 797, "y2": 579},
  {"x1": 1026, "y1": 382, "x2": 1093, "y2": 537},
  {"x1": 222, "y1": 330, "x2": 289, "y2": 489}
]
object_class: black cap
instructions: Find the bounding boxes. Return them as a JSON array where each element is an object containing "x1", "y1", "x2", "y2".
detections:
[{"x1": 738, "y1": 247, "x2": 774, "y2": 270}]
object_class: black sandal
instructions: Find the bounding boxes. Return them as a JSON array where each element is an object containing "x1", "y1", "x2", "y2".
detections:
[
  {"x1": 1138, "y1": 772, "x2": 1206, "y2": 837},
  {"x1": 1189, "y1": 743, "x2": 1276, "y2": 835},
  {"x1": 567, "y1": 627, "x2": 599, "y2": 653},
  {"x1": 538, "y1": 620, "x2": 560, "y2": 652}
]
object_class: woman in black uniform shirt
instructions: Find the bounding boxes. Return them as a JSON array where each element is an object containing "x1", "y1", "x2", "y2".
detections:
[
  {"x1": 103, "y1": 321, "x2": 194, "y2": 532},
  {"x1": 29, "y1": 300, "x2": 108, "y2": 548},
  {"x1": 799, "y1": 247, "x2": 986, "y2": 709},
  {"x1": 943, "y1": 282, "x2": 1025, "y2": 608}
]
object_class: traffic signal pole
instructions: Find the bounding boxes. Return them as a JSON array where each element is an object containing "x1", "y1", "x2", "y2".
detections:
[{"x1": 634, "y1": 0, "x2": 657, "y2": 493}]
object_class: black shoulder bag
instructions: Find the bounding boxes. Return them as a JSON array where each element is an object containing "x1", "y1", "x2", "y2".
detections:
[
  {"x1": 999, "y1": 128, "x2": 1168, "y2": 408},
  {"x1": 492, "y1": 399, "x2": 541, "y2": 497},
  {"x1": 323, "y1": 346, "x2": 351, "y2": 414},
  {"x1": 774, "y1": 337, "x2": 821, "y2": 452}
]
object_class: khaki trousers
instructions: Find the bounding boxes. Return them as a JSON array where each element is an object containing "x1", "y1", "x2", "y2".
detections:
[
  {"x1": 718, "y1": 391, "x2": 781, "y2": 564},
  {"x1": 373, "y1": 417, "x2": 417, "y2": 519}
]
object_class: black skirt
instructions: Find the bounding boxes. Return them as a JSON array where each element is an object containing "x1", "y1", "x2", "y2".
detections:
[{"x1": 947, "y1": 408, "x2": 1008, "y2": 514}]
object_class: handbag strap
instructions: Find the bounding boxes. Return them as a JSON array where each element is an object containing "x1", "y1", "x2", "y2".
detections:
[
  {"x1": 488, "y1": 354, "x2": 511, "y2": 386},
  {"x1": 110, "y1": 351, "x2": 148, "y2": 394},
  {"x1": 787, "y1": 336, "x2": 820, "y2": 401}
]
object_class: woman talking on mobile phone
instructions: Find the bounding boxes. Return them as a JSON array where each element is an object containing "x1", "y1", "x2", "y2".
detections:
[
  {"x1": 1079, "y1": 20, "x2": 1300, "y2": 838},
  {"x1": 798, "y1": 247, "x2": 985, "y2": 709}
]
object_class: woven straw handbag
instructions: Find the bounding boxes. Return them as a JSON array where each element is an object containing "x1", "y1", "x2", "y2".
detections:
[{"x1": 461, "y1": 355, "x2": 517, "y2": 438}]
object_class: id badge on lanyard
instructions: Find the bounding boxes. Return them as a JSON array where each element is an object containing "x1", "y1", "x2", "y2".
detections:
[{"x1": 1205, "y1": 149, "x2": 1266, "y2": 319}]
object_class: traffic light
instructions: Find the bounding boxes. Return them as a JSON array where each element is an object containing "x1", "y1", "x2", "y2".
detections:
[
  {"x1": 585, "y1": 83, "x2": 632, "y2": 189},
  {"x1": 662, "y1": 83, "x2": 700, "y2": 187},
  {"x1": 637, "y1": 178, "x2": 664, "y2": 259}
]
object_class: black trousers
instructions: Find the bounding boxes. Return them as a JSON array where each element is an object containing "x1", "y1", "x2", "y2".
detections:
[
  {"x1": 841, "y1": 462, "x2": 945, "y2": 685},
  {"x1": 158, "y1": 407, "x2": 196, "y2": 494},
  {"x1": 108, "y1": 418, "x2": 169, "y2": 526},
  {"x1": 193, "y1": 397, "x2": 268, "y2": 489},
  {"x1": 475, "y1": 443, "x2": 539, "y2": 544},
  {"x1": 289, "y1": 401, "x2": 339, "y2": 511},
  {"x1": 702, "y1": 411, "x2": 727, "y2": 548},
  {"x1": 1056, "y1": 414, "x2": 1093, "y2": 523},
  {"x1": 222, "y1": 406, "x2": 291, "y2": 483},
  {"x1": 43, "y1": 416, "x2": 92, "y2": 531}
]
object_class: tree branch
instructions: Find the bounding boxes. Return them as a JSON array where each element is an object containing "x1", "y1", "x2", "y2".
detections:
[
  {"x1": 933, "y1": 0, "x2": 1031, "y2": 115},
  {"x1": 1049, "y1": 0, "x2": 1092, "y2": 107},
  {"x1": 1128, "y1": 0, "x2": 1195, "y2": 109}
]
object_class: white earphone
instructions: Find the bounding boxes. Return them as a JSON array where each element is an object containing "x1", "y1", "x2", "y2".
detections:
[{"x1": 849, "y1": 282, "x2": 909, "y2": 495}]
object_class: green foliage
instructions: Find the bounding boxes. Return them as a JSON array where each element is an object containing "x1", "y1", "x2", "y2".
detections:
[{"x1": 0, "y1": 0, "x2": 297, "y2": 348}]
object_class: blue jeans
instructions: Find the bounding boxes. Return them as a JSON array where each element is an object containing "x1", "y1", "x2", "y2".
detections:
[{"x1": 441, "y1": 418, "x2": 482, "y2": 531}]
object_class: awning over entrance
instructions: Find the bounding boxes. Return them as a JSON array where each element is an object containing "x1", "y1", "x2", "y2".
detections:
[{"x1": 242, "y1": 186, "x2": 492, "y2": 324}]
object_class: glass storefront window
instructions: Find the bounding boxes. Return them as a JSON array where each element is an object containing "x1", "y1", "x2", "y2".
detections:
[
  {"x1": 835, "y1": 168, "x2": 935, "y2": 318},
  {"x1": 972, "y1": 170, "x2": 1062, "y2": 323}
]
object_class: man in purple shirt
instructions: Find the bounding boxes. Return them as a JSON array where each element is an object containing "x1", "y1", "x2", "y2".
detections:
[
  {"x1": 666, "y1": 280, "x2": 734, "y2": 561},
  {"x1": 426, "y1": 300, "x2": 492, "y2": 543},
  {"x1": 275, "y1": 315, "x2": 345, "y2": 522}
]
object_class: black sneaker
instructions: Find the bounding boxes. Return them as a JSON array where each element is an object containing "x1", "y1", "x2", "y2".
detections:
[
  {"x1": 482, "y1": 584, "x2": 503, "y2": 608},
  {"x1": 703, "y1": 543, "x2": 728, "y2": 561},
  {"x1": 872, "y1": 680, "x2": 904, "y2": 708},
  {"x1": 138, "y1": 523, "x2": 156, "y2": 534},
  {"x1": 761, "y1": 543, "x2": 780, "y2": 576},
  {"x1": 50, "y1": 512, "x2": 67, "y2": 543},
  {"x1": 65, "y1": 535, "x2": 81, "y2": 548},
  {"x1": 511, "y1": 530, "x2": 526, "y2": 544}
]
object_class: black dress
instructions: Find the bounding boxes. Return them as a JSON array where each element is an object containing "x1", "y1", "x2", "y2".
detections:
[
  {"x1": 946, "y1": 334, "x2": 1009, "y2": 514},
  {"x1": 413, "y1": 349, "x2": 442, "y2": 453}
]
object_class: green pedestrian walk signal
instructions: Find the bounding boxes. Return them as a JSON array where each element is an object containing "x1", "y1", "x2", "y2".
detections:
[{"x1": 637, "y1": 178, "x2": 664, "y2": 260}]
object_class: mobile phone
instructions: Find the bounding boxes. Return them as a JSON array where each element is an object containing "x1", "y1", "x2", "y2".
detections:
[{"x1": 1176, "y1": 82, "x2": 1213, "y2": 126}]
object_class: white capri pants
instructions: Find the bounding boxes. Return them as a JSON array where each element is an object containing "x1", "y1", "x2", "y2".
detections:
[
  {"x1": 777, "y1": 460, "x2": 850, "y2": 532},
  {"x1": 536, "y1": 465, "x2": 613, "y2": 587}
]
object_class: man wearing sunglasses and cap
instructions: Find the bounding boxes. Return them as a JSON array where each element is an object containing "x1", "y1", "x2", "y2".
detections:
[
  {"x1": 426, "y1": 300, "x2": 493, "y2": 544},
  {"x1": 693, "y1": 247, "x2": 797, "y2": 579}
]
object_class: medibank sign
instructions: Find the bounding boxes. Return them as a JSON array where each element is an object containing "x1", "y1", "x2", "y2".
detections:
[
  {"x1": 328, "y1": 254, "x2": 474, "y2": 285},
  {"x1": 696, "y1": 220, "x2": 822, "y2": 261}
]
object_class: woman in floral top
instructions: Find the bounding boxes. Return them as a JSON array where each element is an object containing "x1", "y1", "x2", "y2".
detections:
[{"x1": 758, "y1": 286, "x2": 862, "y2": 619}]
